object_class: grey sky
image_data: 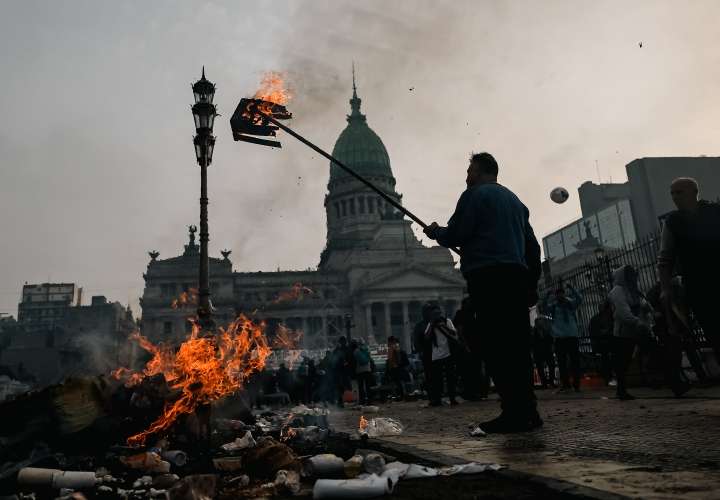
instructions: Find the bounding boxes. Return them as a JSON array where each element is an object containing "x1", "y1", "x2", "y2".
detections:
[{"x1": 1, "y1": 0, "x2": 719, "y2": 316}]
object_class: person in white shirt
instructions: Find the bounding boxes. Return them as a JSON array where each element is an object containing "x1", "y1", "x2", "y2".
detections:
[{"x1": 424, "y1": 304, "x2": 459, "y2": 407}]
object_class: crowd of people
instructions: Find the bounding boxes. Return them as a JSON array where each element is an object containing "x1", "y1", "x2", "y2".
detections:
[{"x1": 257, "y1": 158, "x2": 718, "y2": 436}]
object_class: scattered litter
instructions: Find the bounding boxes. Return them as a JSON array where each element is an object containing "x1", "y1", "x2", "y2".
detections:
[
  {"x1": 212, "y1": 457, "x2": 244, "y2": 472},
  {"x1": 344, "y1": 455, "x2": 364, "y2": 479},
  {"x1": 152, "y1": 473, "x2": 180, "y2": 489},
  {"x1": 132, "y1": 476, "x2": 153, "y2": 489},
  {"x1": 304, "y1": 454, "x2": 346, "y2": 478},
  {"x1": 313, "y1": 474, "x2": 394, "y2": 499},
  {"x1": 220, "y1": 431, "x2": 257, "y2": 451},
  {"x1": 359, "y1": 417, "x2": 403, "y2": 437},
  {"x1": 362, "y1": 453, "x2": 385, "y2": 475},
  {"x1": 17, "y1": 468, "x2": 100, "y2": 489},
  {"x1": 119, "y1": 451, "x2": 170, "y2": 472},
  {"x1": 275, "y1": 469, "x2": 301, "y2": 495},
  {"x1": 469, "y1": 426, "x2": 487, "y2": 437},
  {"x1": 360, "y1": 406, "x2": 379, "y2": 413},
  {"x1": 161, "y1": 450, "x2": 188, "y2": 467},
  {"x1": 439, "y1": 462, "x2": 503, "y2": 475}
]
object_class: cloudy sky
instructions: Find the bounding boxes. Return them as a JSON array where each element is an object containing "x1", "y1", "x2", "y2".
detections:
[{"x1": 1, "y1": 0, "x2": 719, "y2": 316}]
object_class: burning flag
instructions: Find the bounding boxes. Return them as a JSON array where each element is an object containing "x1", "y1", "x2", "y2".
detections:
[
  {"x1": 231, "y1": 71, "x2": 292, "y2": 147},
  {"x1": 272, "y1": 282, "x2": 313, "y2": 304}
]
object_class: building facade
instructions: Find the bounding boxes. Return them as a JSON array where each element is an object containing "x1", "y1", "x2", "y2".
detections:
[
  {"x1": 17, "y1": 283, "x2": 79, "y2": 333},
  {"x1": 140, "y1": 82, "x2": 466, "y2": 351}
]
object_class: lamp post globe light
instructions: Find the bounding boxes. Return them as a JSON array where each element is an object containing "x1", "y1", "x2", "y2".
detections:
[{"x1": 191, "y1": 67, "x2": 218, "y2": 333}]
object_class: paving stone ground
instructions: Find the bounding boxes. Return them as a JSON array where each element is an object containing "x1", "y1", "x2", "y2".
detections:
[{"x1": 328, "y1": 386, "x2": 720, "y2": 499}]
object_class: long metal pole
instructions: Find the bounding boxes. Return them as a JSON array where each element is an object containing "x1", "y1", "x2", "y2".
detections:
[
  {"x1": 261, "y1": 113, "x2": 461, "y2": 256},
  {"x1": 198, "y1": 152, "x2": 212, "y2": 330}
]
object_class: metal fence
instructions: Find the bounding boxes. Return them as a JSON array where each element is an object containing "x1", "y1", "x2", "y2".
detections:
[{"x1": 538, "y1": 230, "x2": 707, "y2": 354}]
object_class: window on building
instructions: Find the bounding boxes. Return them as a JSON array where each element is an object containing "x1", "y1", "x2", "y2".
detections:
[
  {"x1": 334, "y1": 202, "x2": 340, "y2": 218},
  {"x1": 359, "y1": 197, "x2": 366, "y2": 214},
  {"x1": 341, "y1": 200, "x2": 347, "y2": 216},
  {"x1": 163, "y1": 321, "x2": 173, "y2": 335},
  {"x1": 368, "y1": 198, "x2": 374, "y2": 214},
  {"x1": 349, "y1": 198, "x2": 356, "y2": 215},
  {"x1": 185, "y1": 320, "x2": 193, "y2": 333}
]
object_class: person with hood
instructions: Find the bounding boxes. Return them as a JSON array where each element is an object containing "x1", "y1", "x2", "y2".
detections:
[
  {"x1": 608, "y1": 265, "x2": 653, "y2": 400},
  {"x1": 545, "y1": 284, "x2": 583, "y2": 392},
  {"x1": 423, "y1": 304, "x2": 461, "y2": 407},
  {"x1": 354, "y1": 340, "x2": 374, "y2": 406}
]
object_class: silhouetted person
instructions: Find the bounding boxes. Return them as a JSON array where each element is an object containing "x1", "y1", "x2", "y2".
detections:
[
  {"x1": 386, "y1": 336, "x2": 406, "y2": 399},
  {"x1": 658, "y1": 177, "x2": 720, "y2": 363},
  {"x1": 608, "y1": 265, "x2": 653, "y2": 400},
  {"x1": 589, "y1": 301, "x2": 614, "y2": 385},
  {"x1": 413, "y1": 304, "x2": 435, "y2": 397},
  {"x1": 532, "y1": 313, "x2": 556, "y2": 388},
  {"x1": 424, "y1": 152, "x2": 542, "y2": 434},
  {"x1": 333, "y1": 337, "x2": 352, "y2": 407},
  {"x1": 647, "y1": 279, "x2": 697, "y2": 395},
  {"x1": 423, "y1": 304, "x2": 459, "y2": 407},
  {"x1": 545, "y1": 284, "x2": 583, "y2": 391},
  {"x1": 354, "y1": 340, "x2": 374, "y2": 405}
]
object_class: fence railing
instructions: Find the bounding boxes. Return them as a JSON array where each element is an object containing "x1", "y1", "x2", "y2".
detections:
[{"x1": 538, "y1": 230, "x2": 707, "y2": 353}]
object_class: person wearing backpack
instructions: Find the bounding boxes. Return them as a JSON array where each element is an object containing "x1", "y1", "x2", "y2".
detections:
[{"x1": 354, "y1": 340, "x2": 374, "y2": 405}]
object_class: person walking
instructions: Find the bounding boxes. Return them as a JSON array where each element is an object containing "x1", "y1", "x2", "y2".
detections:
[
  {"x1": 532, "y1": 313, "x2": 556, "y2": 389},
  {"x1": 589, "y1": 301, "x2": 615, "y2": 386},
  {"x1": 424, "y1": 152, "x2": 542, "y2": 433},
  {"x1": 423, "y1": 304, "x2": 460, "y2": 407},
  {"x1": 332, "y1": 337, "x2": 352, "y2": 407},
  {"x1": 413, "y1": 304, "x2": 435, "y2": 398},
  {"x1": 354, "y1": 340, "x2": 374, "y2": 406},
  {"x1": 658, "y1": 177, "x2": 720, "y2": 363},
  {"x1": 545, "y1": 284, "x2": 583, "y2": 392},
  {"x1": 608, "y1": 265, "x2": 653, "y2": 400},
  {"x1": 386, "y1": 336, "x2": 406, "y2": 400}
]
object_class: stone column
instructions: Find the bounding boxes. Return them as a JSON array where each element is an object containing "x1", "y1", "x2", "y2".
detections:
[
  {"x1": 365, "y1": 304, "x2": 374, "y2": 343},
  {"x1": 383, "y1": 302, "x2": 392, "y2": 340},
  {"x1": 402, "y1": 301, "x2": 411, "y2": 352}
]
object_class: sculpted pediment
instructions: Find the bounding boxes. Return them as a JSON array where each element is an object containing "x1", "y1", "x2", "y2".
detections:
[{"x1": 359, "y1": 266, "x2": 464, "y2": 292}]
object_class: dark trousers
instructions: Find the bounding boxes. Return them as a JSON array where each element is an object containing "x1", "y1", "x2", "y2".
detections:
[
  {"x1": 689, "y1": 293, "x2": 720, "y2": 364},
  {"x1": 429, "y1": 356, "x2": 457, "y2": 403},
  {"x1": 357, "y1": 372, "x2": 374, "y2": 405},
  {"x1": 613, "y1": 337, "x2": 636, "y2": 395},
  {"x1": 555, "y1": 337, "x2": 582, "y2": 389},
  {"x1": 389, "y1": 368, "x2": 405, "y2": 398},
  {"x1": 533, "y1": 343, "x2": 556, "y2": 387},
  {"x1": 466, "y1": 265, "x2": 537, "y2": 419}
]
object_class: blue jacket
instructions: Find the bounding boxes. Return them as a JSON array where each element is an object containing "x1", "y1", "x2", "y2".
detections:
[
  {"x1": 544, "y1": 288, "x2": 583, "y2": 338},
  {"x1": 436, "y1": 183, "x2": 540, "y2": 276}
]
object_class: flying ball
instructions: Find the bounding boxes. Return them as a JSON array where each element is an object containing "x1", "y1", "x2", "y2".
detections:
[{"x1": 550, "y1": 187, "x2": 570, "y2": 204}]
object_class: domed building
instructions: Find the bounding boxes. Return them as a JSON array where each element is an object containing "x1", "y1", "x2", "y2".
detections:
[{"x1": 140, "y1": 77, "x2": 465, "y2": 351}]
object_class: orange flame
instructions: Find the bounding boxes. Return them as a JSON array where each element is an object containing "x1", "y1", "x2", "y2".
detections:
[
  {"x1": 171, "y1": 288, "x2": 198, "y2": 309},
  {"x1": 359, "y1": 415, "x2": 369, "y2": 433},
  {"x1": 273, "y1": 323, "x2": 304, "y2": 350},
  {"x1": 272, "y1": 282, "x2": 313, "y2": 304},
  {"x1": 113, "y1": 315, "x2": 272, "y2": 446},
  {"x1": 254, "y1": 71, "x2": 292, "y2": 105}
]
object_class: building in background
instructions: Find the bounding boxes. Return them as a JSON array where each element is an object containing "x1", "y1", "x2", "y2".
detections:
[
  {"x1": 141, "y1": 81, "x2": 466, "y2": 351},
  {"x1": 17, "y1": 283, "x2": 79, "y2": 333},
  {"x1": 1, "y1": 291, "x2": 135, "y2": 387},
  {"x1": 543, "y1": 156, "x2": 720, "y2": 275}
]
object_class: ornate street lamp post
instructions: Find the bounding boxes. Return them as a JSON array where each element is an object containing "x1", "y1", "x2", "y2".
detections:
[{"x1": 191, "y1": 68, "x2": 218, "y2": 333}]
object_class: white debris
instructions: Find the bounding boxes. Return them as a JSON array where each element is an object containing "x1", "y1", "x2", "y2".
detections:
[
  {"x1": 220, "y1": 431, "x2": 257, "y2": 451},
  {"x1": 439, "y1": 463, "x2": 503, "y2": 475},
  {"x1": 313, "y1": 474, "x2": 394, "y2": 499},
  {"x1": 132, "y1": 476, "x2": 152, "y2": 489},
  {"x1": 469, "y1": 426, "x2": 487, "y2": 437},
  {"x1": 360, "y1": 417, "x2": 403, "y2": 437}
]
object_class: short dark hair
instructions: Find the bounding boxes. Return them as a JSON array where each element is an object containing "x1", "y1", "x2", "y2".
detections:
[{"x1": 470, "y1": 152, "x2": 498, "y2": 177}]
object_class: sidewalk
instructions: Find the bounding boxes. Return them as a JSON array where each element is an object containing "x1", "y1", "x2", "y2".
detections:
[{"x1": 328, "y1": 386, "x2": 720, "y2": 499}]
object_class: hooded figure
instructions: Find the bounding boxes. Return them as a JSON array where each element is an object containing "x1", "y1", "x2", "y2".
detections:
[
  {"x1": 607, "y1": 265, "x2": 653, "y2": 400},
  {"x1": 608, "y1": 265, "x2": 653, "y2": 338}
]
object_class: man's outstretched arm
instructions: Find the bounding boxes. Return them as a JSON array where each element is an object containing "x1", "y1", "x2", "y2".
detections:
[{"x1": 424, "y1": 190, "x2": 476, "y2": 248}]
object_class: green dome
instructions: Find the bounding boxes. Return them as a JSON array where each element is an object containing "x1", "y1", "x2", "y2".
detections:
[{"x1": 330, "y1": 85, "x2": 393, "y2": 183}]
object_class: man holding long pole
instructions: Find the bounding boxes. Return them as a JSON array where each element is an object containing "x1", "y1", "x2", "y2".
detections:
[{"x1": 424, "y1": 152, "x2": 542, "y2": 434}]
